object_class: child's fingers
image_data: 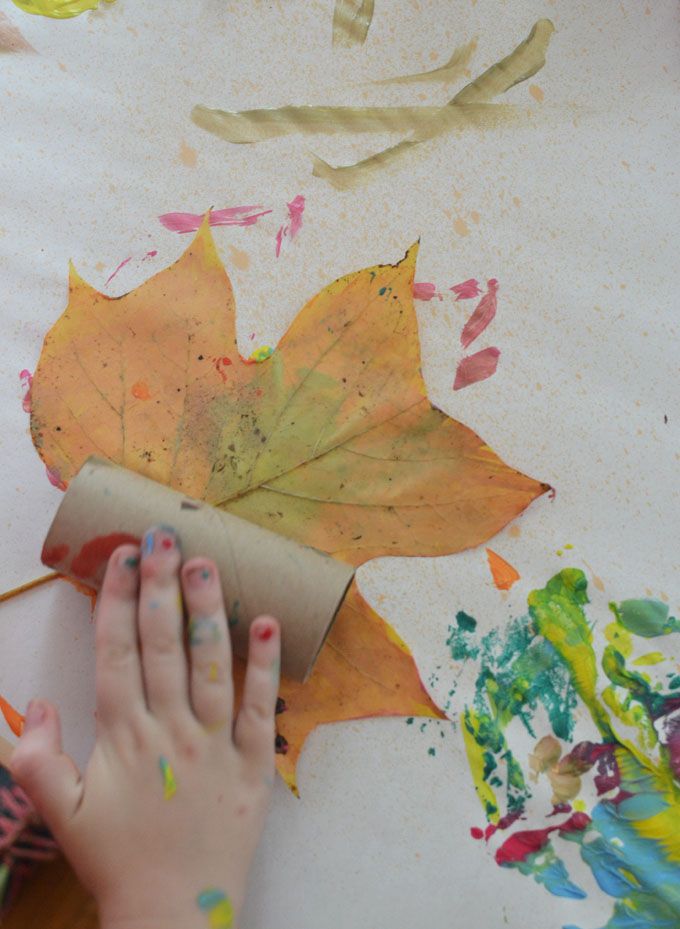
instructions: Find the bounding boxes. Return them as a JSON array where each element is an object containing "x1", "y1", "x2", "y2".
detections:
[
  {"x1": 138, "y1": 526, "x2": 189, "y2": 720},
  {"x1": 95, "y1": 544, "x2": 145, "y2": 728},
  {"x1": 181, "y1": 559, "x2": 234, "y2": 730},
  {"x1": 233, "y1": 617, "x2": 280, "y2": 773},
  {"x1": 10, "y1": 700, "x2": 83, "y2": 832}
]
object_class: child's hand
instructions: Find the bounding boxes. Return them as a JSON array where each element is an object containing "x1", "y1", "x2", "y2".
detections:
[{"x1": 11, "y1": 526, "x2": 280, "y2": 929}]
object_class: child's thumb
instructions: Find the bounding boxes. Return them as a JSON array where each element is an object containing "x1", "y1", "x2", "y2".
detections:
[{"x1": 10, "y1": 699, "x2": 83, "y2": 831}]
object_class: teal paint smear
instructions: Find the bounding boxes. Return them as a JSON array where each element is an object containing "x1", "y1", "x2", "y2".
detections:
[{"x1": 510, "y1": 847, "x2": 587, "y2": 899}]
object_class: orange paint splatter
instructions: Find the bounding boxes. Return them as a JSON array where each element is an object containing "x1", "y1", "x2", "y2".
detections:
[
  {"x1": 508, "y1": 524, "x2": 521, "y2": 538},
  {"x1": 131, "y1": 380, "x2": 151, "y2": 400},
  {"x1": 179, "y1": 140, "x2": 197, "y2": 167},
  {"x1": 228, "y1": 245, "x2": 250, "y2": 270},
  {"x1": 529, "y1": 84, "x2": 544, "y2": 102},
  {"x1": 454, "y1": 217, "x2": 470, "y2": 237},
  {"x1": 486, "y1": 548, "x2": 520, "y2": 591},
  {"x1": 0, "y1": 694, "x2": 24, "y2": 737}
]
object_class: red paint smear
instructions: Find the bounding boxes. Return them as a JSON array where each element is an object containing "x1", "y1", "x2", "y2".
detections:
[
  {"x1": 257, "y1": 624, "x2": 275, "y2": 642},
  {"x1": 495, "y1": 813, "x2": 590, "y2": 866},
  {"x1": 412, "y1": 282, "x2": 438, "y2": 301},
  {"x1": 159, "y1": 207, "x2": 273, "y2": 234},
  {"x1": 19, "y1": 369, "x2": 33, "y2": 413},
  {"x1": 45, "y1": 465, "x2": 67, "y2": 491},
  {"x1": 562, "y1": 742, "x2": 620, "y2": 796},
  {"x1": 450, "y1": 278, "x2": 481, "y2": 300},
  {"x1": 486, "y1": 547, "x2": 520, "y2": 591},
  {"x1": 460, "y1": 278, "x2": 498, "y2": 349},
  {"x1": 105, "y1": 255, "x2": 132, "y2": 286},
  {"x1": 69, "y1": 533, "x2": 140, "y2": 580},
  {"x1": 483, "y1": 808, "x2": 524, "y2": 842},
  {"x1": 42, "y1": 543, "x2": 70, "y2": 564},
  {"x1": 215, "y1": 356, "x2": 233, "y2": 382},
  {"x1": 470, "y1": 827, "x2": 485, "y2": 840},
  {"x1": 0, "y1": 694, "x2": 25, "y2": 738},
  {"x1": 453, "y1": 347, "x2": 500, "y2": 391}
]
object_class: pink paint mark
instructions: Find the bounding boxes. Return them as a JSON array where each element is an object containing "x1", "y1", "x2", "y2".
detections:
[
  {"x1": 19, "y1": 369, "x2": 33, "y2": 413},
  {"x1": 470, "y1": 827, "x2": 485, "y2": 840},
  {"x1": 105, "y1": 256, "x2": 132, "y2": 286},
  {"x1": 287, "y1": 195, "x2": 305, "y2": 239},
  {"x1": 460, "y1": 278, "x2": 498, "y2": 349},
  {"x1": 450, "y1": 278, "x2": 481, "y2": 300},
  {"x1": 275, "y1": 225, "x2": 285, "y2": 258},
  {"x1": 275, "y1": 194, "x2": 306, "y2": 257},
  {"x1": 453, "y1": 347, "x2": 501, "y2": 391},
  {"x1": 159, "y1": 207, "x2": 272, "y2": 234},
  {"x1": 412, "y1": 282, "x2": 439, "y2": 301},
  {"x1": 45, "y1": 466, "x2": 67, "y2": 491},
  {"x1": 143, "y1": 249, "x2": 158, "y2": 260},
  {"x1": 495, "y1": 812, "x2": 590, "y2": 866}
]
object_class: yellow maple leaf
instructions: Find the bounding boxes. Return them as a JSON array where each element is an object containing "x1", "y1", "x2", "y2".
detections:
[{"x1": 30, "y1": 217, "x2": 548, "y2": 791}]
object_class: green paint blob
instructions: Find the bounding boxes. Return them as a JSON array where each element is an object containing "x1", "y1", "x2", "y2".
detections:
[{"x1": 613, "y1": 598, "x2": 679, "y2": 638}]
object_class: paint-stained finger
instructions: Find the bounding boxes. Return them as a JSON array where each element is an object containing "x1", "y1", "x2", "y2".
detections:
[
  {"x1": 233, "y1": 617, "x2": 280, "y2": 773},
  {"x1": 95, "y1": 544, "x2": 144, "y2": 727},
  {"x1": 138, "y1": 526, "x2": 190, "y2": 720},
  {"x1": 181, "y1": 558, "x2": 234, "y2": 730}
]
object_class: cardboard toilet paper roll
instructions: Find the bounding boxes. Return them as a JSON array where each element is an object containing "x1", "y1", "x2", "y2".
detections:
[{"x1": 41, "y1": 457, "x2": 355, "y2": 682}]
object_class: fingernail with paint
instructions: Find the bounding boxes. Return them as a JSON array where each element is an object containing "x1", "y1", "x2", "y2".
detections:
[
  {"x1": 256, "y1": 623, "x2": 275, "y2": 642},
  {"x1": 142, "y1": 526, "x2": 179, "y2": 557},
  {"x1": 187, "y1": 564, "x2": 212, "y2": 586},
  {"x1": 123, "y1": 554, "x2": 140, "y2": 569}
]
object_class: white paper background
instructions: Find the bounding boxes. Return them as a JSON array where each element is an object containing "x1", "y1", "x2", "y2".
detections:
[{"x1": 0, "y1": 2, "x2": 678, "y2": 927}]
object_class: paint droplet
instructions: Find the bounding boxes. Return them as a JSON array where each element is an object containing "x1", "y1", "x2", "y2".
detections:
[
  {"x1": 131, "y1": 380, "x2": 151, "y2": 400},
  {"x1": 508, "y1": 524, "x2": 521, "y2": 538},
  {"x1": 179, "y1": 140, "x2": 197, "y2": 167},
  {"x1": 470, "y1": 826, "x2": 485, "y2": 840},
  {"x1": 228, "y1": 245, "x2": 250, "y2": 270},
  {"x1": 470, "y1": 210, "x2": 481, "y2": 224},
  {"x1": 454, "y1": 217, "x2": 470, "y2": 237},
  {"x1": 529, "y1": 84, "x2": 544, "y2": 102}
]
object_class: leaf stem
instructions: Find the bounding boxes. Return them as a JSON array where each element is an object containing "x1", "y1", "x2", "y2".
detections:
[{"x1": 0, "y1": 572, "x2": 61, "y2": 605}]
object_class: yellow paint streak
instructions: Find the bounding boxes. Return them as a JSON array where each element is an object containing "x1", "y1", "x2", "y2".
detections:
[
  {"x1": 373, "y1": 38, "x2": 478, "y2": 85},
  {"x1": 632, "y1": 652, "x2": 666, "y2": 667},
  {"x1": 10, "y1": 0, "x2": 115, "y2": 17},
  {"x1": 332, "y1": 0, "x2": 374, "y2": 47},
  {"x1": 462, "y1": 710, "x2": 499, "y2": 822},
  {"x1": 192, "y1": 102, "x2": 517, "y2": 145}
]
